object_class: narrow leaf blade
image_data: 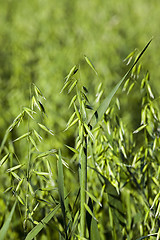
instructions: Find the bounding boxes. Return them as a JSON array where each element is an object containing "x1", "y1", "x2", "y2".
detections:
[
  {"x1": 84, "y1": 203, "x2": 97, "y2": 222},
  {"x1": 0, "y1": 201, "x2": 17, "y2": 240},
  {"x1": 25, "y1": 204, "x2": 60, "y2": 240},
  {"x1": 88, "y1": 39, "x2": 152, "y2": 128},
  {"x1": 90, "y1": 218, "x2": 101, "y2": 240},
  {"x1": 57, "y1": 150, "x2": 65, "y2": 214}
]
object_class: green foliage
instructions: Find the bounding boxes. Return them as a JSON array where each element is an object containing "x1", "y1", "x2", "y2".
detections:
[
  {"x1": 1, "y1": 1, "x2": 160, "y2": 239},
  {"x1": 0, "y1": 201, "x2": 17, "y2": 240},
  {"x1": 1, "y1": 38, "x2": 160, "y2": 240}
]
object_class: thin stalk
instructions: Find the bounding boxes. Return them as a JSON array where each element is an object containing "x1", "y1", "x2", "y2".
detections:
[
  {"x1": 80, "y1": 134, "x2": 88, "y2": 237},
  {"x1": 24, "y1": 82, "x2": 32, "y2": 234}
]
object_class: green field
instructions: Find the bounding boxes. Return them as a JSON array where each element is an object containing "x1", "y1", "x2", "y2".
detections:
[{"x1": 0, "y1": 1, "x2": 160, "y2": 239}]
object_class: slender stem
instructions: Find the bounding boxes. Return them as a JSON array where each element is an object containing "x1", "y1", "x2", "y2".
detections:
[{"x1": 80, "y1": 134, "x2": 87, "y2": 237}]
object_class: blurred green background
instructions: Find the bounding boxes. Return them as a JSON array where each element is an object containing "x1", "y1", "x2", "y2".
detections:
[{"x1": 1, "y1": 0, "x2": 160, "y2": 141}]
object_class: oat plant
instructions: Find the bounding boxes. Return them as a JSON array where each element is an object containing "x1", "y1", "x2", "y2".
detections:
[
  {"x1": 0, "y1": 83, "x2": 59, "y2": 239},
  {"x1": 60, "y1": 38, "x2": 152, "y2": 239},
  {"x1": 0, "y1": 39, "x2": 155, "y2": 240}
]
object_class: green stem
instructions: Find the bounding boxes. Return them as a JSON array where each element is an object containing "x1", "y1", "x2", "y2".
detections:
[{"x1": 80, "y1": 135, "x2": 87, "y2": 237}]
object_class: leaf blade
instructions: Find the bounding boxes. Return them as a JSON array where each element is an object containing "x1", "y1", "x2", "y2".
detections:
[
  {"x1": 25, "y1": 204, "x2": 60, "y2": 240},
  {"x1": 88, "y1": 39, "x2": 152, "y2": 128},
  {"x1": 0, "y1": 201, "x2": 17, "y2": 240}
]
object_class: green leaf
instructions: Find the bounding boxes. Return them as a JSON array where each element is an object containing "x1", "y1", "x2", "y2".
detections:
[
  {"x1": 88, "y1": 39, "x2": 152, "y2": 128},
  {"x1": 90, "y1": 218, "x2": 101, "y2": 240},
  {"x1": 84, "y1": 203, "x2": 97, "y2": 222},
  {"x1": 0, "y1": 201, "x2": 17, "y2": 240},
  {"x1": 55, "y1": 154, "x2": 70, "y2": 169},
  {"x1": 57, "y1": 150, "x2": 68, "y2": 239},
  {"x1": 57, "y1": 149, "x2": 65, "y2": 209},
  {"x1": 85, "y1": 190, "x2": 102, "y2": 207},
  {"x1": 25, "y1": 204, "x2": 60, "y2": 240},
  {"x1": 70, "y1": 210, "x2": 80, "y2": 236}
]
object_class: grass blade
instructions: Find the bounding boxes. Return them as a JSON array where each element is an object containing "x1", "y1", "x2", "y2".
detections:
[
  {"x1": 25, "y1": 204, "x2": 60, "y2": 240},
  {"x1": 89, "y1": 39, "x2": 152, "y2": 128},
  {"x1": 80, "y1": 143, "x2": 87, "y2": 237},
  {"x1": 0, "y1": 200, "x2": 17, "y2": 240},
  {"x1": 58, "y1": 150, "x2": 65, "y2": 205},
  {"x1": 84, "y1": 203, "x2": 97, "y2": 222},
  {"x1": 85, "y1": 190, "x2": 102, "y2": 207},
  {"x1": 57, "y1": 149, "x2": 68, "y2": 240},
  {"x1": 90, "y1": 218, "x2": 101, "y2": 240}
]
